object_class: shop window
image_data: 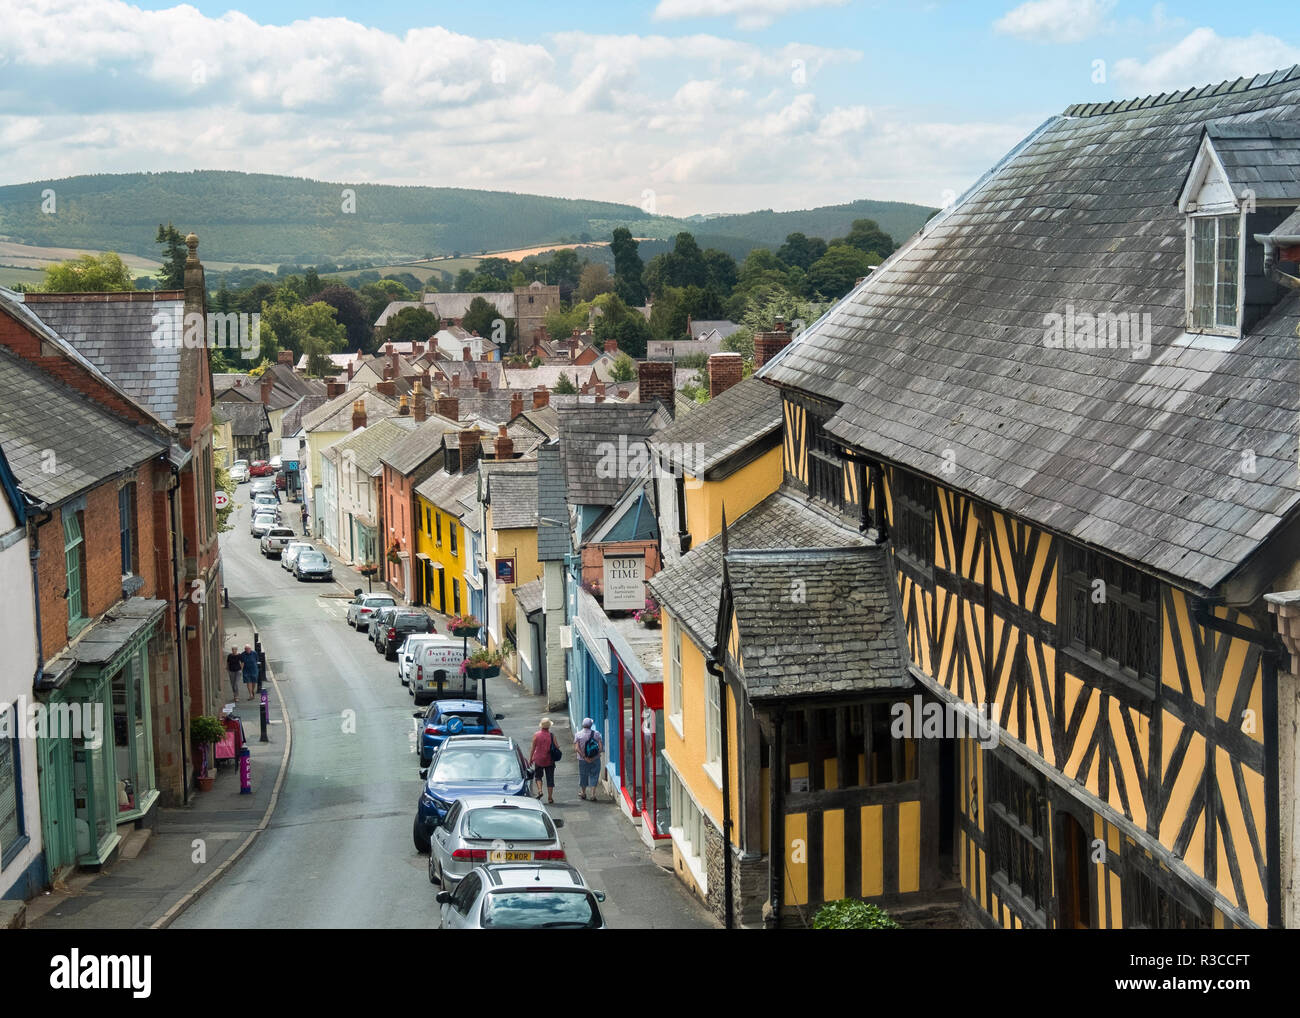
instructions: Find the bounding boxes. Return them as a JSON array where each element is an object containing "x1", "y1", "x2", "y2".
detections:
[
  {"x1": 893, "y1": 469, "x2": 934, "y2": 568},
  {"x1": 987, "y1": 753, "x2": 1047, "y2": 923},
  {"x1": 1061, "y1": 544, "x2": 1159, "y2": 689},
  {"x1": 0, "y1": 704, "x2": 24, "y2": 864},
  {"x1": 64, "y1": 510, "x2": 87, "y2": 632},
  {"x1": 111, "y1": 650, "x2": 153, "y2": 818}
]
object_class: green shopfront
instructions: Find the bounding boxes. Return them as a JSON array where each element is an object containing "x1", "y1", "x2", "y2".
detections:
[{"x1": 38, "y1": 599, "x2": 166, "y2": 874}]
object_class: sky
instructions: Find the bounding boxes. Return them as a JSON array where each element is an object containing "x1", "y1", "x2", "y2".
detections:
[{"x1": 0, "y1": 0, "x2": 1298, "y2": 217}]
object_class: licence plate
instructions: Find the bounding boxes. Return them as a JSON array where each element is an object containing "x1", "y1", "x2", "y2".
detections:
[{"x1": 488, "y1": 850, "x2": 532, "y2": 862}]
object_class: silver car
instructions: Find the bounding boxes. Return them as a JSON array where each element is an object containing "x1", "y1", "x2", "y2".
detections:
[
  {"x1": 346, "y1": 593, "x2": 395, "y2": 629},
  {"x1": 429, "y1": 796, "x2": 565, "y2": 892},
  {"x1": 250, "y1": 509, "x2": 278, "y2": 537},
  {"x1": 435, "y1": 863, "x2": 606, "y2": 930},
  {"x1": 230, "y1": 460, "x2": 250, "y2": 483},
  {"x1": 398, "y1": 633, "x2": 442, "y2": 685},
  {"x1": 281, "y1": 541, "x2": 313, "y2": 571},
  {"x1": 260, "y1": 526, "x2": 297, "y2": 557}
]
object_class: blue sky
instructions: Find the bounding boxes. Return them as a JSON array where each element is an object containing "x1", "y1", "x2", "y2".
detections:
[{"x1": 1, "y1": 0, "x2": 1298, "y2": 215}]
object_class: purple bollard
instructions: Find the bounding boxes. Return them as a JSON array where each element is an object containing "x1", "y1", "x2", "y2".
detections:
[{"x1": 239, "y1": 747, "x2": 251, "y2": 794}]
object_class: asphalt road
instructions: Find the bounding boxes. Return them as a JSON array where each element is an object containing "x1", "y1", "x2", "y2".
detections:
[{"x1": 174, "y1": 494, "x2": 436, "y2": 928}]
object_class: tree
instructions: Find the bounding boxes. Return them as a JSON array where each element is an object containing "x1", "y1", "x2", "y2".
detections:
[
  {"x1": 384, "y1": 306, "x2": 441, "y2": 344},
  {"x1": 238, "y1": 281, "x2": 278, "y2": 315},
  {"x1": 461, "y1": 296, "x2": 514, "y2": 348},
  {"x1": 544, "y1": 302, "x2": 588, "y2": 343},
  {"x1": 309, "y1": 284, "x2": 373, "y2": 353},
  {"x1": 806, "y1": 245, "x2": 877, "y2": 300},
  {"x1": 776, "y1": 232, "x2": 828, "y2": 272},
  {"x1": 156, "y1": 223, "x2": 187, "y2": 289},
  {"x1": 703, "y1": 248, "x2": 738, "y2": 293},
  {"x1": 41, "y1": 252, "x2": 135, "y2": 292},
  {"x1": 577, "y1": 262, "x2": 614, "y2": 302},
  {"x1": 649, "y1": 232, "x2": 708, "y2": 292},
  {"x1": 263, "y1": 301, "x2": 347, "y2": 375},
  {"x1": 611, "y1": 227, "x2": 647, "y2": 307},
  {"x1": 475, "y1": 257, "x2": 515, "y2": 285},
  {"x1": 359, "y1": 279, "x2": 415, "y2": 325},
  {"x1": 609, "y1": 352, "x2": 637, "y2": 383},
  {"x1": 593, "y1": 294, "x2": 652, "y2": 358},
  {"x1": 554, "y1": 372, "x2": 577, "y2": 394},
  {"x1": 546, "y1": 249, "x2": 582, "y2": 297},
  {"x1": 837, "y1": 218, "x2": 895, "y2": 260}
]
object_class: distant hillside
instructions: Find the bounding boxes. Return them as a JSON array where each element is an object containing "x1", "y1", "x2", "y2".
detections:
[{"x1": 0, "y1": 171, "x2": 935, "y2": 268}]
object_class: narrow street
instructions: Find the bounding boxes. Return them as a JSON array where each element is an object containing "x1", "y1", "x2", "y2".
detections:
[{"x1": 174, "y1": 497, "x2": 714, "y2": 929}]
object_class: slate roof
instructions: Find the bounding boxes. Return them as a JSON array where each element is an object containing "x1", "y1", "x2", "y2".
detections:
[
  {"x1": 500, "y1": 364, "x2": 596, "y2": 391},
  {"x1": 759, "y1": 67, "x2": 1300, "y2": 594},
  {"x1": 536, "y1": 439, "x2": 571, "y2": 562},
  {"x1": 484, "y1": 459, "x2": 538, "y2": 530},
  {"x1": 281, "y1": 394, "x2": 327, "y2": 437},
  {"x1": 374, "y1": 300, "x2": 423, "y2": 328},
  {"x1": 650, "y1": 376, "x2": 781, "y2": 477},
  {"x1": 1204, "y1": 120, "x2": 1300, "y2": 200},
  {"x1": 514, "y1": 578, "x2": 544, "y2": 614},
  {"x1": 215, "y1": 400, "x2": 271, "y2": 437},
  {"x1": 556, "y1": 402, "x2": 671, "y2": 508},
  {"x1": 301, "y1": 386, "x2": 398, "y2": 433},
  {"x1": 325, "y1": 417, "x2": 420, "y2": 476},
  {"x1": 415, "y1": 466, "x2": 478, "y2": 517},
  {"x1": 649, "y1": 488, "x2": 866, "y2": 651},
  {"x1": 380, "y1": 415, "x2": 460, "y2": 476},
  {"x1": 426, "y1": 292, "x2": 515, "y2": 321},
  {"x1": 0, "y1": 346, "x2": 168, "y2": 506},
  {"x1": 21, "y1": 291, "x2": 189, "y2": 426},
  {"x1": 689, "y1": 319, "x2": 741, "y2": 341},
  {"x1": 722, "y1": 547, "x2": 910, "y2": 701}
]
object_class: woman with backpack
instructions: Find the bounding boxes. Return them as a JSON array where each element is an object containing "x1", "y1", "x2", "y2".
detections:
[
  {"x1": 530, "y1": 718, "x2": 560, "y2": 804},
  {"x1": 574, "y1": 718, "x2": 603, "y2": 801}
]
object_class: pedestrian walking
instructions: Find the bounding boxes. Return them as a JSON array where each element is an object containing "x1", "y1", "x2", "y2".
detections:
[
  {"x1": 241, "y1": 644, "x2": 260, "y2": 701},
  {"x1": 226, "y1": 645, "x2": 243, "y2": 701},
  {"x1": 530, "y1": 718, "x2": 560, "y2": 804},
  {"x1": 574, "y1": 718, "x2": 603, "y2": 801},
  {"x1": 300, "y1": 503, "x2": 309, "y2": 535}
]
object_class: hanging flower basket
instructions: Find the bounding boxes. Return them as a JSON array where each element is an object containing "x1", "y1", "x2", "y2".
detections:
[
  {"x1": 633, "y1": 597, "x2": 661, "y2": 629},
  {"x1": 461, "y1": 648, "x2": 502, "y2": 680},
  {"x1": 465, "y1": 664, "x2": 500, "y2": 680},
  {"x1": 359, "y1": 562, "x2": 378, "y2": 577},
  {"x1": 386, "y1": 543, "x2": 402, "y2": 566},
  {"x1": 450, "y1": 614, "x2": 481, "y2": 637}
]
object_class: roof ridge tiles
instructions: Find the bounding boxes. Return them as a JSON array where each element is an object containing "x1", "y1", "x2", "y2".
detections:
[{"x1": 1066, "y1": 64, "x2": 1300, "y2": 118}]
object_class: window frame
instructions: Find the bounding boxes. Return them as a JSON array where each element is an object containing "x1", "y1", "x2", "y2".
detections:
[
  {"x1": 119, "y1": 482, "x2": 138, "y2": 577},
  {"x1": 669, "y1": 618, "x2": 683, "y2": 734},
  {"x1": 986, "y1": 751, "x2": 1048, "y2": 927},
  {"x1": 1059, "y1": 543, "x2": 1161, "y2": 693},
  {"x1": 64, "y1": 509, "x2": 88, "y2": 633},
  {"x1": 806, "y1": 405, "x2": 847, "y2": 511},
  {"x1": 1185, "y1": 211, "x2": 1243, "y2": 337},
  {"x1": 0, "y1": 702, "x2": 26, "y2": 867},
  {"x1": 892, "y1": 468, "x2": 935, "y2": 571},
  {"x1": 704, "y1": 667, "x2": 720, "y2": 770}
]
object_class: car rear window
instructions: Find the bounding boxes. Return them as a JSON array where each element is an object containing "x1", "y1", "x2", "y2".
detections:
[
  {"x1": 434, "y1": 748, "x2": 520, "y2": 782},
  {"x1": 464, "y1": 807, "x2": 554, "y2": 841},
  {"x1": 270, "y1": 528, "x2": 294, "y2": 537},
  {"x1": 366, "y1": 597, "x2": 395, "y2": 606},
  {"x1": 480, "y1": 890, "x2": 599, "y2": 929}
]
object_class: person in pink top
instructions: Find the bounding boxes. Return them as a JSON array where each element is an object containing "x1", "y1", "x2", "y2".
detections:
[{"x1": 530, "y1": 718, "x2": 560, "y2": 803}]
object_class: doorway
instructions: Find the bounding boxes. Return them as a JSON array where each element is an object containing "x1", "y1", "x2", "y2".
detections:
[{"x1": 1057, "y1": 811, "x2": 1093, "y2": 929}]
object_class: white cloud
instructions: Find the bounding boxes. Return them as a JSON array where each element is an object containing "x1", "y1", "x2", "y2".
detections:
[
  {"x1": 994, "y1": 0, "x2": 1116, "y2": 44},
  {"x1": 652, "y1": 0, "x2": 849, "y2": 31},
  {"x1": 1112, "y1": 27, "x2": 1300, "y2": 94}
]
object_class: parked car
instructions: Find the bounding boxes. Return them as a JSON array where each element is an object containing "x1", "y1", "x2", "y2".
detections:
[
  {"x1": 377, "y1": 610, "x2": 435, "y2": 659},
  {"x1": 275, "y1": 471, "x2": 287, "y2": 491},
  {"x1": 409, "y1": 636, "x2": 473, "y2": 706},
  {"x1": 429, "y1": 796, "x2": 565, "y2": 892},
  {"x1": 230, "y1": 459, "x2": 250, "y2": 483},
  {"x1": 294, "y1": 550, "x2": 334, "y2": 582},
  {"x1": 414, "y1": 699, "x2": 503, "y2": 766},
  {"x1": 435, "y1": 863, "x2": 606, "y2": 930},
  {"x1": 413, "y1": 735, "x2": 532, "y2": 851},
  {"x1": 269, "y1": 455, "x2": 282, "y2": 471},
  {"x1": 398, "y1": 633, "x2": 444, "y2": 686},
  {"x1": 260, "y1": 526, "x2": 297, "y2": 557},
  {"x1": 251, "y1": 492, "x2": 281, "y2": 518},
  {"x1": 281, "y1": 541, "x2": 313, "y2": 571},
  {"x1": 249, "y1": 460, "x2": 274, "y2": 477},
  {"x1": 368, "y1": 605, "x2": 399, "y2": 646},
  {"x1": 250, "y1": 509, "x2": 279, "y2": 538},
  {"x1": 345, "y1": 593, "x2": 395, "y2": 629},
  {"x1": 251, "y1": 479, "x2": 280, "y2": 499}
]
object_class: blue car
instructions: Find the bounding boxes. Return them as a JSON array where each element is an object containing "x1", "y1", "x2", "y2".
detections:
[
  {"x1": 414, "y1": 700, "x2": 505, "y2": 768},
  {"x1": 414, "y1": 736, "x2": 532, "y2": 853}
]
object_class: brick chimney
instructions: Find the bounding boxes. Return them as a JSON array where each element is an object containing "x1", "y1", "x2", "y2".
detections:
[
  {"x1": 595, "y1": 382, "x2": 606, "y2": 403},
  {"x1": 451, "y1": 374, "x2": 460, "y2": 389},
  {"x1": 399, "y1": 394, "x2": 411, "y2": 416},
  {"x1": 388, "y1": 346, "x2": 399, "y2": 379},
  {"x1": 459, "y1": 429, "x2": 483, "y2": 472},
  {"x1": 347, "y1": 360, "x2": 354, "y2": 381},
  {"x1": 604, "y1": 338, "x2": 618, "y2": 355},
  {"x1": 637, "y1": 360, "x2": 674, "y2": 415},
  {"x1": 532, "y1": 385, "x2": 549, "y2": 409},
  {"x1": 377, "y1": 380, "x2": 397, "y2": 398},
  {"x1": 434, "y1": 394, "x2": 459, "y2": 421},
  {"x1": 708, "y1": 351, "x2": 744, "y2": 398},
  {"x1": 277, "y1": 349, "x2": 293, "y2": 366},
  {"x1": 754, "y1": 317, "x2": 792, "y2": 368},
  {"x1": 352, "y1": 400, "x2": 367, "y2": 430},
  {"x1": 327, "y1": 381, "x2": 345, "y2": 398},
  {"x1": 463, "y1": 346, "x2": 472, "y2": 361},
  {"x1": 412, "y1": 381, "x2": 427, "y2": 422},
  {"x1": 412, "y1": 341, "x2": 423, "y2": 356},
  {"x1": 494, "y1": 424, "x2": 514, "y2": 460},
  {"x1": 260, "y1": 375, "x2": 274, "y2": 406}
]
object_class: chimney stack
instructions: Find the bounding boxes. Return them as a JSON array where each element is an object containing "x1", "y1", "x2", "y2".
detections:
[
  {"x1": 377, "y1": 380, "x2": 397, "y2": 398},
  {"x1": 352, "y1": 400, "x2": 367, "y2": 430},
  {"x1": 260, "y1": 374, "x2": 274, "y2": 406},
  {"x1": 399, "y1": 394, "x2": 411, "y2": 416},
  {"x1": 326, "y1": 381, "x2": 345, "y2": 398},
  {"x1": 708, "y1": 351, "x2": 744, "y2": 398},
  {"x1": 277, "y1": 350, "x2": 293, "y2": 366},
  {"x1": 494, "y1": 424, "x2": 514, "y2": 460},
  {"x1": 412, "y1": 381, "x2": 427, "y2": 422},
  {"x1": 595, "y1": 382, "x2": 606, "y2": 403},
  {"x1": 604, "y1": 338, "x2": 618, "y2": 355},
  {"x1": 510, "y1": 391, "x2": 524, "y2": 419},
  {"x1": 412, "y1": 341, "x2": 423, "y2": 356},
  {"x1": 459, "y1": 429, "x2": 483, "y2": 472},
  {"x1": 347, "y1": 359, "x2": 354, "y2": 381},
  {"x1": 183, "y1": 233, "x2": 204, "y2": 318},
  {"x1": 389, "y1": 346, "x2": 398, "y2": 379},
  {"x1": 463, "y1": 346, "x2": 472, "y2": 361},
  {"x1": 637, "y1": 360, "x2": 675, "y2": 415},
  {"x1": 434, "y1": 394, "x2": 459, "y2": 421},
  {"x1": 451, "y1": 374, "x2": 461, "y2": 389},
  {"x1": 532, "y1": 385, "x2": 549, "y2": 409},
  {"x1": 754, "y1": 317, "x2": 793, "y2": 368}
]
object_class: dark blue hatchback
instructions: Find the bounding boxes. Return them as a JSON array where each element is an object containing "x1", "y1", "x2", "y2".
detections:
[
  {"x1": 413, "y1": 736, "x2": 531, "y2": 853},
  {"x1": 414, "y1": 700, "x2": 504, "y2": 768}
]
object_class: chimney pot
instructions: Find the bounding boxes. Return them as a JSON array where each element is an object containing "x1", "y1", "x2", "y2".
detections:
[
  {"x1": 604, "y1": 338, "x2": 618, "y2": 354},
  {"x1": 459, "y1": 428, "x2": 483, "y2": 472},
  {"x1": 494, "y1": 424, "x2": 513, "y2": 461},
  {"x1": 351, "y1": 399, "x2": 367, "y2": 430},
  {"x1": 260, "y1": 375, "x2": 273, "y2": 406},
  {"x1": 637, "y1": 360, "x2": 675, "y2": 416},
  {"x1": 399, "y1": 394, "x2": 411, "y2": 416},
  {"x1": 347, "y1": 360, "x2": 354, "y2": 380},
  {"x1": 532, "y1": 385, "x2": 549, "y2": 409},
  {"x1": 510, "y1": 391, "x2": 524, "y2": 419},
  {"x1": 708, "y1": 351, "x2": 744, "y2": 398},
  {"x1": 277, "y1": 350, "x2": 293, "y2": 366}
]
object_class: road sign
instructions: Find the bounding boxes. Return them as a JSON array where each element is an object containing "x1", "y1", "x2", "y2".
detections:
[{"x1": 215, "y1": 491, "x2": 230, "y2": 511}]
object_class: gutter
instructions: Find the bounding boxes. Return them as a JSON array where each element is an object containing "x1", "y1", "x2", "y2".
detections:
[
  {"x1": 1193, "y1": 600, "x2": 1283, "y2": 929},
  {"x1": 167, "y1": 464, "x2": 190, "y2": 806},
  {"x1": 26, "y1": 502, "x2": 52, "y2": 689}
]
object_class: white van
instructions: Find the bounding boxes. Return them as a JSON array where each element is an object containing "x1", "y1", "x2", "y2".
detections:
[
  {"x1": 398, "y1": 633, "x2": 443, "y2": 686},
  {"x1": 408, "y1": 636, "x2": 473, "y2": 705}
]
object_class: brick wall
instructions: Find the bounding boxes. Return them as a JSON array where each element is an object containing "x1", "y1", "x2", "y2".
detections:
[
  {"x1": 707, "y1": 352, "x2": 744, "y2": 397},
  {"x1": 638, "y1": 360, "x2": 675, "y2": 415}
]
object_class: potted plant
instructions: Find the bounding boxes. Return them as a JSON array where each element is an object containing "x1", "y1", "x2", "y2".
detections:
[
  {"x1": 190, "y1": 715, "x2": 225, "y2": 791},
  {"x1": 812, "y1": 898, "x2": 900, "y2": 930},
  {"x1": 633, "y1": 597, "x2": 661, "y2": 629},
  {"x1": 449, "y1": 614, "x2": 481, "y2": 638},
  {"x1": 386, "y1": 542, "x2": 402, "y2": 566},
  {"x1": 461, "y1": 647, "x2": 503, "y2": 680},
  {"x1": 358, "y1": 562, "x2": 378, "y2": 577}
]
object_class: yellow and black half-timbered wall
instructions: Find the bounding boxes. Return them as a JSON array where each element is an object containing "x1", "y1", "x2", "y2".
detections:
[{"x1": 778, "y1": 387, "x2": 1283, "y2": 930}]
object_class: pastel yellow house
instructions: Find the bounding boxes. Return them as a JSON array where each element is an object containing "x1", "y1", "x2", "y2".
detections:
[
  {"x1": 414, "y1": 458, "x2": 479, "y2": 618},
  {"x1": 481, "y1": 458, "x2": 543, "y2": 653}
]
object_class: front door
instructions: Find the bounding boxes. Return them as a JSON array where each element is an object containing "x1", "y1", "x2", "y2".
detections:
[
  {"x1": 39, "y1": 735, "x2": 76, "y2": 876},
  {"x1": 1057, "y1": 811, "x2": 1093, "y2": 929}
]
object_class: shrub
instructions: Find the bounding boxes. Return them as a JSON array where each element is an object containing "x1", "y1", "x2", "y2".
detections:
[{"x1": 812, "y1": 899, "x2": 900, "y2": 930}]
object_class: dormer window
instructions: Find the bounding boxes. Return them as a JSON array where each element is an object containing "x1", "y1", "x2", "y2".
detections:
[{"x1": 1189, "y1": 214, "x2": 1239, "y2": 331}]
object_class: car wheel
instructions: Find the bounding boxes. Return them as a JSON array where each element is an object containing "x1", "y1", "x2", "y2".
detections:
[
  {"x1": 428, "y1": 852, "x2": 440, "y2": 885},
  {"x1": 413, "y1": 816, "x2": 431, "y2": 854}
]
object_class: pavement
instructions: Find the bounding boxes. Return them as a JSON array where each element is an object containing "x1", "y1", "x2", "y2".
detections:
[{"x1": 26, "y1": 497, "x2": 716, "y2": 930}]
